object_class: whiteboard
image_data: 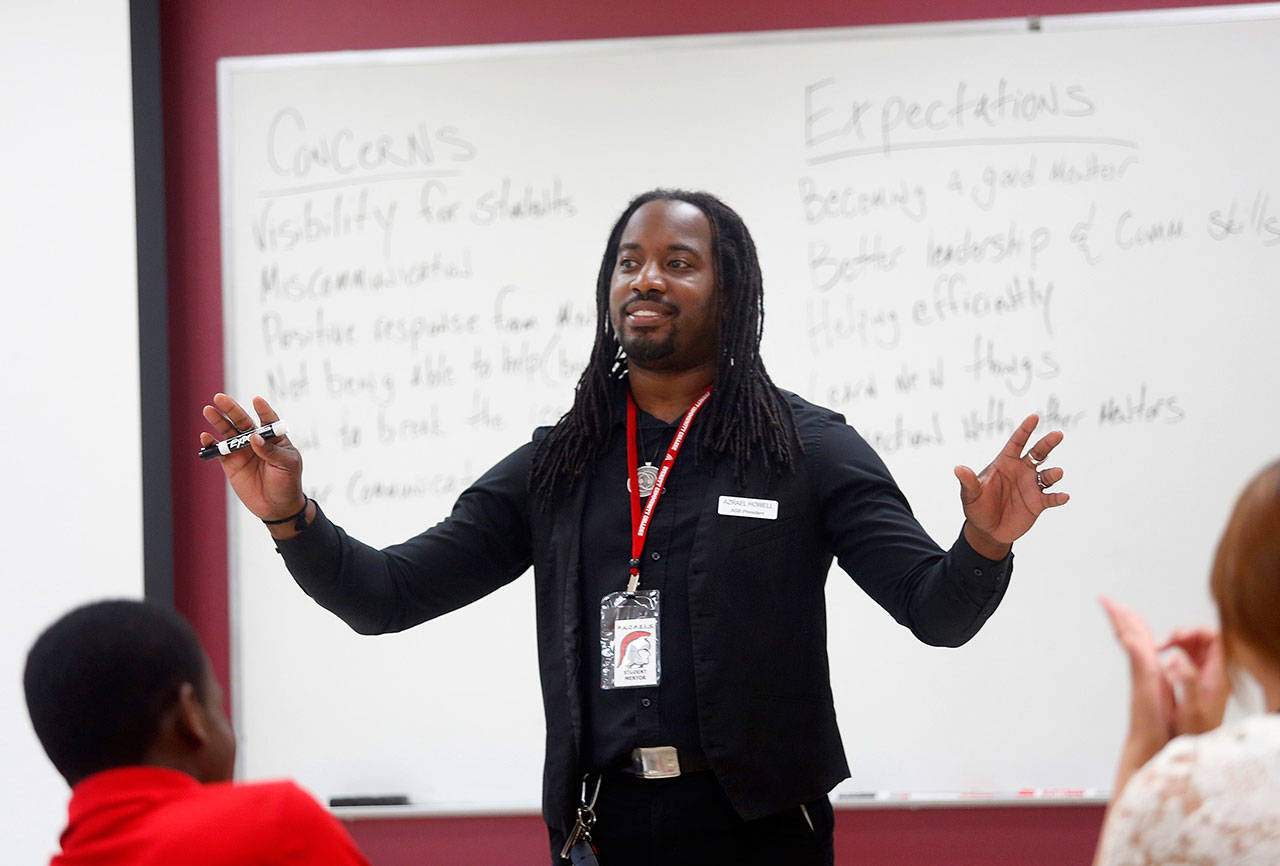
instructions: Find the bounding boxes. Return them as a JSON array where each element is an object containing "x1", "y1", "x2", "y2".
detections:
[{"x1": 219, "y1": 7, "x2": 1280, "y2": 810}]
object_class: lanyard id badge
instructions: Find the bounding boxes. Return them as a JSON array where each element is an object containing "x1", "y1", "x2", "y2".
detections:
[
  {"x1": 600, "y1": 590, "x2": 660, "y2": 689},
  {"x1": 600, "y1": 386, "x2": 711, "y2": 690}
]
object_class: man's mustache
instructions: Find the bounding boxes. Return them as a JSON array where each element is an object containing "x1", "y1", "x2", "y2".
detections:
[{"x1": 623, "y1": 294, "x2": 679, "y2": 315}]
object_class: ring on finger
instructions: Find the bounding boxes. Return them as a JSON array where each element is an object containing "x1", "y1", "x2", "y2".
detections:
[
  {"x1": 1037, "y1": 471, "x2": 1048, "y2": 490},
  {"x1": 1028, "y1": 452, "x2": 1044, "y2": 466}
]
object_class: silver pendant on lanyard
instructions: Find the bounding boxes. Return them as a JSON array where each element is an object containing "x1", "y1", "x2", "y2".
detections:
[{"x1": 628, "y1": 462, "x2": 658, "y2": 498}]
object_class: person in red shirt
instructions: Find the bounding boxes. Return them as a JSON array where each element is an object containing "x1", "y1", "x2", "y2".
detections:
[{"x1": 24, "y1": 599, "x2": 371, "y2": 866}]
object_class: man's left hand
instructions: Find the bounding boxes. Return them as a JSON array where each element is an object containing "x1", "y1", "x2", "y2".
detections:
[{"x1": 955, "y1": 413, "x2": 1069, "y2": 559}]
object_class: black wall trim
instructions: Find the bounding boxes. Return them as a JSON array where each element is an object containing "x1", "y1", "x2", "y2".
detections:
[{"x1": 131, "y1": 0, "x2": 174, "y2": 606}]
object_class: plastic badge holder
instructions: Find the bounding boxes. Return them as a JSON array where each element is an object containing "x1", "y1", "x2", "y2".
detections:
[{"x1": 599, "y1": 589, "x2": 660, "y2": 689}]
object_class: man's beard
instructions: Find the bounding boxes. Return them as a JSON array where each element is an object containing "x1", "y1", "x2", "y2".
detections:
[{"x1": 620, "y1": 327, "x2": 677, "y2": 365}]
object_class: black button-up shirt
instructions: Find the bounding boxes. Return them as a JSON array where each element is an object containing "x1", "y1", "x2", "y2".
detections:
[{"x1": 579, "y1": 407, "x2": 708, "y2": 771}]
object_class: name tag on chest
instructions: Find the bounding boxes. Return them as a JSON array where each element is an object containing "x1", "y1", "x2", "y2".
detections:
[{"x1": 717, "y1": 496, "x2": 778, "y2": 520}]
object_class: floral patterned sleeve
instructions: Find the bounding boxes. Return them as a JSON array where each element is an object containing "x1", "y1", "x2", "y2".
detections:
[{"x1": 1096, "y1": 717, "x2": 1280, "y2": 866}]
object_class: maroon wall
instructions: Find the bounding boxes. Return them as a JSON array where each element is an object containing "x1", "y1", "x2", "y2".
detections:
[
  {"x1": 339, "y1": 805, "x2": 1106, "y2": 865},
  {"x1": 160, "y1": 1, "x2": 1258, "y2": 862}
]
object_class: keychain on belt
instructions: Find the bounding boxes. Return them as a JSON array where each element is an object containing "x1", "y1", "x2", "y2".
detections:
[
  {"x1": 599, "y1": 386, "x2": 711, "y2": 690},
  {"x1": 561, "y1": 775, "x2": 603, "y2": 864}
]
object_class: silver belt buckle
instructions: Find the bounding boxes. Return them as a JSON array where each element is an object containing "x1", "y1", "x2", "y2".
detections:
[{"x1": 631, "y1": 746, "x2": 681, "y2": 779}]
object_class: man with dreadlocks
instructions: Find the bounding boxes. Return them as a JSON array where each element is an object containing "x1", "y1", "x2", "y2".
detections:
[{"x1": 203, "y1": 189, "x2": 1068, "y2": 864}]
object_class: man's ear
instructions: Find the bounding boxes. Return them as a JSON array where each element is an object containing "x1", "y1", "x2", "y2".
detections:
[{"x1": 172, "y1": 682, "x2": 211, "y2": 749}]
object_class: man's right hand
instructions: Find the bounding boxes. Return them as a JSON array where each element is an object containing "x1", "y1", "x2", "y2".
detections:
[{"x1": 201, "y1": 394, "x2": 309, "y2": 535}]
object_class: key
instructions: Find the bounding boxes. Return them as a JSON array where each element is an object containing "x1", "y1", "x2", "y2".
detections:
[{"x1": 559, "y1": 820, "x2": 587, "y2": 859}]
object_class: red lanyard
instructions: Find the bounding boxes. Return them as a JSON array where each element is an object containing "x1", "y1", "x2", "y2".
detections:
[{"x1": 626, "y1": 386, "x2": 712, "y2": 594}]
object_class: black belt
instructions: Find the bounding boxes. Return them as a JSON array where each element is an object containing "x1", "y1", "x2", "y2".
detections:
[{"x1": 612, "y1": 746, "x2": 711, "y2": 778}]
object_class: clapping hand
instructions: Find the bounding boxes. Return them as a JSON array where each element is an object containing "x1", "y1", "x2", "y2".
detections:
[
  {"x1": 1099, "y1": 596, "x2": 1228, "y2": 794},
  {"x1": 1159, "y1": 625, "x2": 1229, "y2": 737}
]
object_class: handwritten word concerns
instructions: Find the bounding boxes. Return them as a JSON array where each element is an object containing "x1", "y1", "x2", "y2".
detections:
[{"x1": 266, "y1": 108, "x2": 478, "y2": 179}]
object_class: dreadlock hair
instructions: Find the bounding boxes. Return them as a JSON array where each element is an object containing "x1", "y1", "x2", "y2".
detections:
[{"x1": 531, "y1": 189, "x2": 797, "y2": 506}]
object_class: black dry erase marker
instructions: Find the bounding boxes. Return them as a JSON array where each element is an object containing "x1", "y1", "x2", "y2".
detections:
[{"x1": 198, "y1": 421, "x2": 288, "y2": 460}]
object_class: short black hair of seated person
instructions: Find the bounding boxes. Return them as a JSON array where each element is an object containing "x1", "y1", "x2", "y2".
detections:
[{"x1": 24, "y1": 599, "x2": 208, "y2": 786}]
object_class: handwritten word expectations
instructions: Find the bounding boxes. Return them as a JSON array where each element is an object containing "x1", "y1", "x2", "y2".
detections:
[{"x1": 805, "y1": 78, "x2": 1096, "y2": 158}]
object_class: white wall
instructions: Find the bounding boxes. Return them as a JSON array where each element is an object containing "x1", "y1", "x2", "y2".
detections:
[{"x1": 0, "y1": 1, "x2": 145, "y2": 861}]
